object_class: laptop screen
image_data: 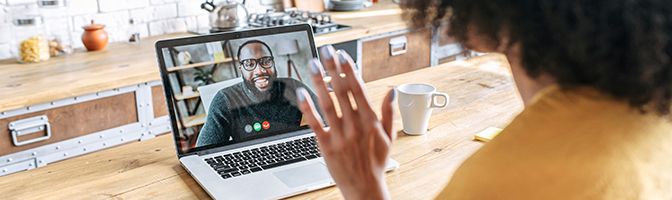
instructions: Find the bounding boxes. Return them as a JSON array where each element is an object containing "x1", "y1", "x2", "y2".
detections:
[{"x1": 158, "y1": 26, "x2": 322, "y2": 154}]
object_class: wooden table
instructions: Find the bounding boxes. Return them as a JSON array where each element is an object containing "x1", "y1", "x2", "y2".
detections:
[
  {"x1": 0, "y1": 0, "x2": 409, "y2": 112},
  {"x1": 0, "y1": 54, "x2": 523, "y2": 199}
]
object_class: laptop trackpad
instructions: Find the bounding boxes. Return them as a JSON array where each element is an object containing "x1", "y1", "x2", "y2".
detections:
[{"x1": 274, "y1": 163, "x2": 331, "y2": 188}]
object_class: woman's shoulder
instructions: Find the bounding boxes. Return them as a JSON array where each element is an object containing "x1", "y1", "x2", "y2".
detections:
[{"x1": 437, "y1": 87, "x2": 672, "y2": 199}]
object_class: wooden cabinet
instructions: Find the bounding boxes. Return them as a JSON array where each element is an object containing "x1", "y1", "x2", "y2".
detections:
[
  {"x1": 0, "y1": 93, "x2": 138, "y2": 156},
  {"x1": 361, "y1": 28, "x2": 432, "y2": 82},
  {"x1": 0, "y1": 81, "x2": 172, "y2": 176}
]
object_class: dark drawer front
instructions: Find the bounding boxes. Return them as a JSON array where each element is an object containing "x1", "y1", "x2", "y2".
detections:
[
  {"x1": 362, "y1": 28, "x2": 431, "y2": 82},
  {"x1": 0, "y1": 93, "x2": 138, "y2": 155}
]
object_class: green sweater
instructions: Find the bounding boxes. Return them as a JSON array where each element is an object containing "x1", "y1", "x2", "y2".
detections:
[{"x1": 197, "y1": 78, "x2": 318, "y2": 147}]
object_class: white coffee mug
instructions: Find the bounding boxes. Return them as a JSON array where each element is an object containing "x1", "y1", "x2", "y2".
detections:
[{"x1": 396, "y1": 83, "x2": 449, "y2": 135}]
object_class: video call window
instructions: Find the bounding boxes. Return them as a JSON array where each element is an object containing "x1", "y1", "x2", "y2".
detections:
[{"x1": 160, "y1": 31, "x2": 321, "y2": 153}]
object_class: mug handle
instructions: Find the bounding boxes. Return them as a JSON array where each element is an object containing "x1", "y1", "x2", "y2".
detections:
[{"x1": 430, "y1": 92, "x2": 449, "y2": 109}]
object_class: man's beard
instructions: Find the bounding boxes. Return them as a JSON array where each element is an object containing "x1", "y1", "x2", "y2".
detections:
[
  {"x1": 251, "y1": 74, "x2": 272, "y2": 91},
  {"x1": 243, "y1": 73, "x2": 277, "y2": 96}
]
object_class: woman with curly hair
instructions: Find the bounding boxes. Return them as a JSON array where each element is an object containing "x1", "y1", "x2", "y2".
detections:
[{"x1": 295, "y1": 0, "x2": 672, "y2": 199}]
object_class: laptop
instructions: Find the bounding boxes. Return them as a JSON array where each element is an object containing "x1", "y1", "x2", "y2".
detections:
[{"x1": 155, "y1": 24, "x2": 399, "y2": 199}]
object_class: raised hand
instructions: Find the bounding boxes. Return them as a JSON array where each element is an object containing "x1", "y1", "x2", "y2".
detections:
[{"x1": 296, "y1": 45, "x2": 396, "y2": 200}]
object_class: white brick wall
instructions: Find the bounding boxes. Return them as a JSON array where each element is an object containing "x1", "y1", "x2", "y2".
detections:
[
  {"x1": 98, "y1": 0, "x2": 149, "y2": 13},
  {"x1": 43, "y1": 17, "x2": 72, "y2": 45},
  {"x1": 0, "y1": 0, "x2": 283, "y2": 60},
  {"x1": 197, "y1": 14, "x2": 209, "y2": 29},
  {"x1": 0, "y1": 23, "x2": 11, "y2": 43},
  {"x1": 150, "y1": 0, "x2": 178, "y2": 5},
  {"x1": 0, "y1": 1, "x2": 11, "y2": 58},
  {"x1": 39, "y1": 5, "x2": 69, "y2": 17},
  {"x1": 177, "y1": 0, "x2": 203, "y2": 17},
  {"x1": 67, "y1": 0, "x2": 99, "y2": 15},
  {"x1": 148, "y1": 17, "x2": 186, "y2": 36},
  {"x1": 129, "y1": 7, "x2": 151, "y2": 23},
  {"x1": 183, "y1": 16, "x2": 198, "y2": 31},
  {"x1": 130, "y1": 23, "x2": 150, "y2": 40},
  {"x1": 0, "y1": 43, "x2": 11, "y2": 59},
  {"x1": 6, "y1": 0, "x2": 33, "y2": 5},
  {"x1": 152, "y1": 3, "x2": 178, "y2": 20},
  {"x1": 0, "y1": 0, "x2": 210, "y2": 60},
  {"x1": 1, "y1": 4, "x2": 8, "y2": 23}
]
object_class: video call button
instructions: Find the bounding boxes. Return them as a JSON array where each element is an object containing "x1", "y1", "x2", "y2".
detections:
[
  {"x1": 244, "y1": 124, "x2": 253, "y2": 133},
  {"x1": 253, "y1": 122, "x2": 262, "y2": 132},
  {"x1": 262, "y1": 121, "x2": 270, "y2": 130}
]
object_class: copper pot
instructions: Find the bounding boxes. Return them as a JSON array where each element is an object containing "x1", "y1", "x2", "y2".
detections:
[{"x1": 81, "y1": 20, "x2": 108, "y2": 51}]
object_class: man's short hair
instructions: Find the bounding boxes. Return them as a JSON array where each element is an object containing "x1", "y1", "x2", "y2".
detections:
[{"x1": 236, "y1": 40, "x2": 274, "y2": 62}]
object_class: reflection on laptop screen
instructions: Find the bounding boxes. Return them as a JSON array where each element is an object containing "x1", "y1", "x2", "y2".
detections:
[{"x1": 159, "y1": 29, "x2": 321, "y2": 153}]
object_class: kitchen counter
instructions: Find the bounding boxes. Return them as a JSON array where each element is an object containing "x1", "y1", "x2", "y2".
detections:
[
  {"x1": 0, "y1": 1, "x2": 409, "y2": 113},
  {"x1": 0, "y1": 54, "x2": 523, "y2": 199}
]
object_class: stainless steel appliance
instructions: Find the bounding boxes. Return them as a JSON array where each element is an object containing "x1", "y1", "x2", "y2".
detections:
[
  {"x1": 247, "y1": 8, "x2": 351, "y2": 35},
  {"x1": 191, "y1": 7, "x2": 350, "y2": 35},
  {"x1": 201, "y1": 0, "x2": 250, "y2": 31}
]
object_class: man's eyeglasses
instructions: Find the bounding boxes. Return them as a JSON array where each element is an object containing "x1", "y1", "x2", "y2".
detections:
[{"x1": 240, "y1": 56, "x2": 274, "y2": 71}]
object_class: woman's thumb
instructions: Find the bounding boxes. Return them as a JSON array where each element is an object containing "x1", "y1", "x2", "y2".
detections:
[{"x1": 381, "y1": 89, "x2": 396, "y2": 141}]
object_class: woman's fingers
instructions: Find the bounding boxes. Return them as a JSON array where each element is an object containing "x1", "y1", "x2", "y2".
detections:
[
  {"x1": 319, "y1": 46, "x2": 355, "y2": 119},
  {"x1": 381, "y1": 89, "x2": 397, "y2": 141},
  {"x1": 309, "y1": 59, "x2": 340, "y2": 128},
  {"x1": 296, "y1": 88, "x2": 330, "y2": 143},
  {"x1": 335, "y1": 50, "x2": 375, "y2": 119}
]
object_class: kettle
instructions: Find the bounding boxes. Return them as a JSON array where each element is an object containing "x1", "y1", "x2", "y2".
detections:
[{"x1": 201, "y1": 0, "x2": 249, "y2": 30}]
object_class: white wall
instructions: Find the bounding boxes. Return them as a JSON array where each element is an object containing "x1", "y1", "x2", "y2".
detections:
[{"x1": 0, "y1": 0, "x2": 281, "y2": 60}]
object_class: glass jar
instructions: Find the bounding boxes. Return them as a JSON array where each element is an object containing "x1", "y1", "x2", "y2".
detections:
[{"x1": 10, "y1": 4, "x2": 50, "y2": 63}]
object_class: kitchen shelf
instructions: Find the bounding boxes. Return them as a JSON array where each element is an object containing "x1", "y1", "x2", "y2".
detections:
[
  {"x1": 174, "y1": 91, "x2": 201, "y2": 100},
  {"x1": 168, "y1": 58, "x2": 233, "y2": 72},
  {"x1": 183, "y1": 114, "x2": 206, "y2": 128}
]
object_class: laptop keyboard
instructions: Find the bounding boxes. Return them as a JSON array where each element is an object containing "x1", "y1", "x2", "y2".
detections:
[{"x1": 204, "y1": 136, "x2": 321, "y2": 180}]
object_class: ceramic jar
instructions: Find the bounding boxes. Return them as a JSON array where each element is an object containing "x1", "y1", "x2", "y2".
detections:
[{"x1": 81, "y1": 20, "x2": 108, "y2": 51}]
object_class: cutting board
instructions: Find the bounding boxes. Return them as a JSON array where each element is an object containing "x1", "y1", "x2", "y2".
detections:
[{"x1": 294, "y1": 0, "x2": 325, "y2": 12}]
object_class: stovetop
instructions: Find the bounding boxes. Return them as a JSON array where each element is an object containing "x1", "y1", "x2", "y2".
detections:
[{"x1": 191, "y1": 9, "x2": 351, "y2": 36}]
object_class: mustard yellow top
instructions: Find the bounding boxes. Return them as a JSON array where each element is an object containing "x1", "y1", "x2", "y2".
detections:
[{"x1": 437, "y1": 85, "x2": 672, "y2": 199}]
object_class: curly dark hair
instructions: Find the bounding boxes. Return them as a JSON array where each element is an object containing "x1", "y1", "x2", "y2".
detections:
[
  {"x1": 401, "y1": 0, "x2": 672, "y2": 115},
  {"x1": 236, "y1": 39, "x2": 274, "y2": 62}
]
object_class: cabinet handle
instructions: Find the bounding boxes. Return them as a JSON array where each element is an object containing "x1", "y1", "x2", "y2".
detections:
[
  {"x1": 9, "y1": 115, "x2": 52, "y2": 146},
  {"x1": 389, "y1": 35, "x2": 408, "y2": 56}
]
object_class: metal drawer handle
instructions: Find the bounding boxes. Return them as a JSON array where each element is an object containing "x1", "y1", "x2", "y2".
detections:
[
  {"x1": 389, "y1": 35, "x2": 408, "y2": 56},
  {"x1": 9, "y1": 115, "x2": 52, "y2": 146}
]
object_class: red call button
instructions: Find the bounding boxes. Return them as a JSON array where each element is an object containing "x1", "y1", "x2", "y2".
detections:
[{"x1": 262, "y1": 121, "x2": 270, "y2": 130}]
